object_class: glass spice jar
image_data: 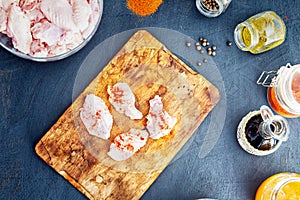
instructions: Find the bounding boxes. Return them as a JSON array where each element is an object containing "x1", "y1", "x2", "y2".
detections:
[
  {"x1": 255, "y1": 172, "x2": 300, "y2": 200},
  {"x1": 195, "y1": 0, "x2": 232, "y2": 17},
  {"x1": 234, "y1": 11, "x2": 286, "y2": 54},
  {"x1": 257, "y1": 63, "x2": 300, "y2": 118}
]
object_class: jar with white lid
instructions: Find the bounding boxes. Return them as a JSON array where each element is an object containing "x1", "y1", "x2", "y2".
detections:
[
  {"x1": 195, "y1": 0, "x2": 232, "y2": 17},
  {"x1": 257, "y1": 63, "x2": 300, "y2": 118}
]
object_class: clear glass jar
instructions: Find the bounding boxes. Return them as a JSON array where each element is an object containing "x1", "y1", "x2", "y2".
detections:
[
  {"x1": 237, "y1": 106, "x2": 289, "y2": 156},
  {"x1": 255, "y1": 172, "x2": 300, "y2": 200},
  {"x1": 234, "y1": 11, "x2": 286, "y2": 54},
  {"x1": 258, "y1": 64, "x2": 300, "y2": 118},
  {"x1": 195, "y1": 0, "x2": 232, "y2": 17}
]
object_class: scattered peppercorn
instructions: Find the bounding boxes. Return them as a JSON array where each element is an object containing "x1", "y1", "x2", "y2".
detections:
[
  {"x1": 202, "y1": 0, "x2": 220, "y2": 11},
  {"x1": 185, "y1": 36, "x2": 219, "y2": 65},
  {"x1": 227, "y1": 41, "x2": 232, "y2": 46}
]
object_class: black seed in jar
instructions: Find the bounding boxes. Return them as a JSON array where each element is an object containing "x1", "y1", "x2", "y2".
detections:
[
  {"x1": 212, "y1": 51, "x2": 216, "y2": 56},
  {"x1": 203, "y1": 58, "x2": 208, "y2": 63},
  {"x1": 202, "y1": 42, "x2": 207, "y2": 47},
  {"x1": 196, "y1": 45, "x2": 202, "y2": 51},
  {"x1": 206, "y1": 42, "x2": 210, "y2": 46},
  {"x1": 227, "y1": 41, "x2": 232, "y2": 46},
  {"x1": 197, "y1": 62, "x2": 202, "y2": 66},
  {"x1": 207, "y1": 50, "x2": 212, "y2": 55},
  {"x1": 199, "y1": 37, "x2": 204, "y2": 41},
  {"x1": 203, "y1": 38, "x2": 207, "y2": 42},
  {"x1": 212, "y1": 45, "x2": 217, "y2": 50},
  {"x1": 207, "y1": 47, "x2": 212, "y2": 51},
  {"x1": 186, "y1": 42, "x2": 191, "y2": 47},
  {"x1": 195, "y1": 42, "x2": 200, "y2": 46},
  {"x1": 200, "y1": 49, "x2": 205, "y2": 54}
]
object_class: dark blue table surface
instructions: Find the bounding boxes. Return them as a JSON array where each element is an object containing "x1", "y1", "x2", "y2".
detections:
[{"x1": 1, "y1": 1, "x2": 300, "y2": 200}]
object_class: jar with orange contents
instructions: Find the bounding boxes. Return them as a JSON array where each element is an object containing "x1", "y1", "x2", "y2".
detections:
[
  {"x1": 257, "y1": 63, "x2": 300, "y2": 118},
  {"x1": 255, "y1": 172, "x2": 300, "y2": 200}
]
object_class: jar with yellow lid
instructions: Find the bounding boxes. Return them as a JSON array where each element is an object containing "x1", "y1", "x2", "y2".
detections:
[
  {"x1": 255, "y1": 172, "x2": 300, "y2": 200},
  {"x1": 257, "y1": 63, "x2": 300, "y2": 118}
]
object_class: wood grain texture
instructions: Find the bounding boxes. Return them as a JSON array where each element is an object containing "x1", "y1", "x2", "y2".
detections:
[{"x1": 35, "y1": 30, "x2": 220, "y2": 200}]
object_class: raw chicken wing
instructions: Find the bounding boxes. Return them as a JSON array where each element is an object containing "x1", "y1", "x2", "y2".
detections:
[
  {"x1": 1, "y1": 0, "x2": 17, "y2": 11},
  {"x1": 0, "y1": 0, "x2": 101, "y2": 57},
  {"x1": 40, "y1": 0, "x2": 76, "y2": 31},
  {"x1": 146, "y1": 95, "x2": 177, "y2": 139},
  {"x1": 31, "y1": 20, "x2": 64, "y2": 46},
  {"x1": 0, "y1": 7, "x2": 6, "y2": 32},
  {"x1": 80, "y1": 94, "x2": 113, "y2": 140},
  {"x1": 107, "y1": 129, "x2": 148, "y2": 161},
  {"x1": 107, "y1": 82, "x2": 143, "y2": 120},
  {"x1": 70, "y1": 0, "x2": 92, "y2": 32},
  {"x1": 7, "y1": 4, "x2": 32, "y2": 54},
  {"x1": 82, "y1": 0, "x2": 100, "y2": 39}
]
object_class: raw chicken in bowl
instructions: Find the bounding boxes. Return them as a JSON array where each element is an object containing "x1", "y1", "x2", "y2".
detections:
[{"x1": 0, "y1": 0, "x2": 103, "y2": 62}]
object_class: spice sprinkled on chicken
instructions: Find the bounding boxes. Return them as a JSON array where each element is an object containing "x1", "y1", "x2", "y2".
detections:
[
  {"x1": 80, "y1": 94, "x2": 113, "y2": 140},
  {"x1": 146, "y1": 95, "x2": 177, "y2": 139},
  {"x1": 107, "y1": 82, "x2": 143, "y2": 120},
  {"x1": 107, "y1": 129, "x2": 148, "y2": 161}
]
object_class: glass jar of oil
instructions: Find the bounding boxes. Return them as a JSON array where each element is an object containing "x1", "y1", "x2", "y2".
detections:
[{"x1": 234, "y1": 11, "x2": 286, "y2": 54}]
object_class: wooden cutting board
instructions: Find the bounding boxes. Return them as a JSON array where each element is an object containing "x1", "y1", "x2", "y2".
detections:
[{"x1": 35, "y1": 30, "x2": 220, "y2": 200}]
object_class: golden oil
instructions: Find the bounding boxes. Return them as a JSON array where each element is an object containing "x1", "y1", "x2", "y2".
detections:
[{"x1": 234, "y1": 11, "x2": 286, "y2": 54}]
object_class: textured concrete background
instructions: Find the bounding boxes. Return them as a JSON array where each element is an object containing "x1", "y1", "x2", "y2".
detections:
[{"x1": 1, "y1": 0, "x2": 300, "y2": 200}]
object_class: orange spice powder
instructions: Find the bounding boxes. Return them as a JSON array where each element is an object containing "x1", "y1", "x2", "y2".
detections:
[{"x1": 127, "y1": 0, "x2": 163, "y2": 16}]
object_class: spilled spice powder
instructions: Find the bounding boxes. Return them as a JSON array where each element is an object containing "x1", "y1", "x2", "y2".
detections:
[{"x1": 127, "y1": 0, "x2": 163, "y2": 16}]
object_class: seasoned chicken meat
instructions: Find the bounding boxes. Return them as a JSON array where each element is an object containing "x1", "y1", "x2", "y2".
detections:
[
  {"x1": 80, "y1": 94, "x2": 113, "y2": 140},
  {"x1": 107, "y1": 129, "x2": 148, "y2": 161},
  {"x1": 107, "y1": 82, "x2": 143, "y2": 120},
  {"x1": 146, "y1": 95, "x2": 177, "y2": 139}
]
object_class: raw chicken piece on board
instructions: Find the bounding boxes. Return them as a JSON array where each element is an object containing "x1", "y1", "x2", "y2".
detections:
[
  {"x1": 146, "y1": 95, "x2": 177, "y2": 139},
  {"x1": 107, "y1": 82, "x2": 143, "y2": 120},
  {"x1": 80, "y1": 94, "x2": 113, "y2": 140},
  {"x1": 107, "y1": 128, "x2": 149, "y2": 161}
]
